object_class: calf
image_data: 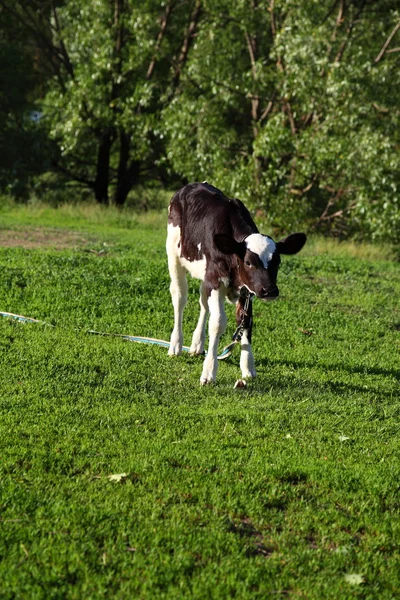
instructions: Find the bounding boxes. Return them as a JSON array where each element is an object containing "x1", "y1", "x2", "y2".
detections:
[{"x1": 166, "y1": 182, "x2": 306, "y2": 385}]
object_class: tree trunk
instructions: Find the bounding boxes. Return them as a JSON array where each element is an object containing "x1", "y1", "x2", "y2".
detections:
[
  {"x1": 170, "y1": 0, "x2": 202, "y2": 93},
  {"x1": 113, "y1": 130, "x2": 141, "y2": 206},
  {"x1": 94, "y1": 129, "x2": 113, "y2": 204},
  {"x1": 245, "y1": 1, "x2": 261, "y2": 188}
]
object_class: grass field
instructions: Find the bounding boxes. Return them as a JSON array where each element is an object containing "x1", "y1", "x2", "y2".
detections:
[{"x1": 0, "y1": 202, "x2": 399, "y2": 599}]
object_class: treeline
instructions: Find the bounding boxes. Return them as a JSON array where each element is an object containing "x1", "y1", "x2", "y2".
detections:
[{"x1": 0, "y1": 0, "x2": 399, "y2": 242}]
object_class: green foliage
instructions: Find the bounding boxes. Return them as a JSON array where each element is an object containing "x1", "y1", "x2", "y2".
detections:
[
  {"x1": 1, "y1": 0, "x2": 400, "y2": 243},
  {"x1": 164, "y1": 0, "x2": 400, "y2": 242},
  {"x1": 0, "y1": 205, "x2": 400, "y2": 597},
  {"x1": 39, "y1": 0, "x2": 194, "y2": 204},
  {"x1": 0, "y1": 3, "x2": 51, "y2": 194}
]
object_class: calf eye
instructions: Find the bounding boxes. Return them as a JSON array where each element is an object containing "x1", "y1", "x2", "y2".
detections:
[{"x1": 245, "y1": 260, "x2": 251, "y2": 267}]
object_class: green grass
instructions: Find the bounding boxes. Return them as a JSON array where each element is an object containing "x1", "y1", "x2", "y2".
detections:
[{"x1": 0, "y1": 203, "x2": 399, "y2": 599}]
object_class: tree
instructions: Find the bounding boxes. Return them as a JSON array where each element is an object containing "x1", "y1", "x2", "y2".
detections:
[
  {"x1": 164, "y1": 0, "x2": 400, "y2": 242},
  {"x1": 1, "y1": 0, "x2": 399, "y2": 244},
  {"x1": 0, "y1": 0, "x2": 202, "y2": 205},
  {"x1": 0, "y1": 2, "x2": 50, "y2": 194}
]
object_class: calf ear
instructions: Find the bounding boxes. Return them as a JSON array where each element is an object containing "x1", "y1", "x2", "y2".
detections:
[
  {"x1": 214, "y1": 234, "x2": 246, "y2": 259},
  {"x1": 276, "y1": 233, "x2": 307, "y2": 255}
]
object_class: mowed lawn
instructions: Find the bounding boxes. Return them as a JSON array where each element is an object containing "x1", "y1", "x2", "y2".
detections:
[{"x1": 0, "y1": 204, "x2": 399, "y2": 599}]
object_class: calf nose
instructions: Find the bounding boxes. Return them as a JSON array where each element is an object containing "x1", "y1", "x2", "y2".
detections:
[{"x1": 261, "y1": 286, "x2": 279, "y2": 299}]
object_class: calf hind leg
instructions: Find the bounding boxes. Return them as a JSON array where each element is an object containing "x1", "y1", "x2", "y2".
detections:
[
  {"x1": 168, "y1": 258, "x2": 188, "y2": 356},
  {"x1": 190, "y1": 282, "x2": 208, "y2": 355}
]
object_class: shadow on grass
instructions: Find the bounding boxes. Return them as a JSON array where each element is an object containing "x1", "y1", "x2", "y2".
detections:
[
  {"x1": 223, "y1": 516, "x2": 274, "y2": 557},
  {"x1": 254, "y1": 357, "x2": 399, "y2": 399},
  {"x1": 260, "y1": 357, "x2": 400, "y2": 382}
]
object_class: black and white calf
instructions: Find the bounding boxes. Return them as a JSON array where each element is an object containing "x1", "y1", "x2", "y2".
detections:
[{"x1": 166, "y1": 182, "x2": 306, "y2": 385}]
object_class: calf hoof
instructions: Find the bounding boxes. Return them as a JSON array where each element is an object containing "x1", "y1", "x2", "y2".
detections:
[
  {"x1": 189, "y1": 334, "x2": 205, "y2": 356},
  {"x1": 200, "y1": 357, "x2": 217, "y2": 385},
  {"x1": 234, "y1": 379, "x2": 247, "y2": 389},
  {"x1": 168, "y1": 343, "x2": 182, "y2": 356},
  {"x1": 190, "y1": 344, "x2": 204, "y2": 356},
  {"x1": 241, "y1": 369, "x2": 257, "y2": 379},
  {"x1": 168, "y1": 348, "x2": 182, "y2": 356},
  {"x1": 200, "y1": 376, "x2": 215, "y2": 385},
  {"x1": 168, "y1": 332, "x2": 183, "y2": 356}
]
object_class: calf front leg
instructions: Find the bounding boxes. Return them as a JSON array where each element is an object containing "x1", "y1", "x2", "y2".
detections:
[
  {"x1": 200, "y1": 287, "x2": 227, "y2": 385},
  {"x1": 236, "y1": 295, "x2": 256, "y2": 379}
]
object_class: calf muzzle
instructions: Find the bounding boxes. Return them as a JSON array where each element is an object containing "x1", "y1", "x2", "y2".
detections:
[{"x1": 259, "y1": 286, "x2": 279, "y2": 300}]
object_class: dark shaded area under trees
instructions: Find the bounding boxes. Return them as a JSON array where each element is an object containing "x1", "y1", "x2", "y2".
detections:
[{"x1": 0, "y1": 0, "x2": 399, "y2": 243}]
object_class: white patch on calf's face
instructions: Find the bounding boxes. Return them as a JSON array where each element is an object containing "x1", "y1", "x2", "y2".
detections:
[{"x1": 245, "y1": 234, "x2": 276, "y2": 268}]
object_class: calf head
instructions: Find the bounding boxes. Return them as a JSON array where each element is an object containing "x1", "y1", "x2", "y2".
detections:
[{"x1": 215, "y1": 232, "x2": 307, "y2": 299}]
